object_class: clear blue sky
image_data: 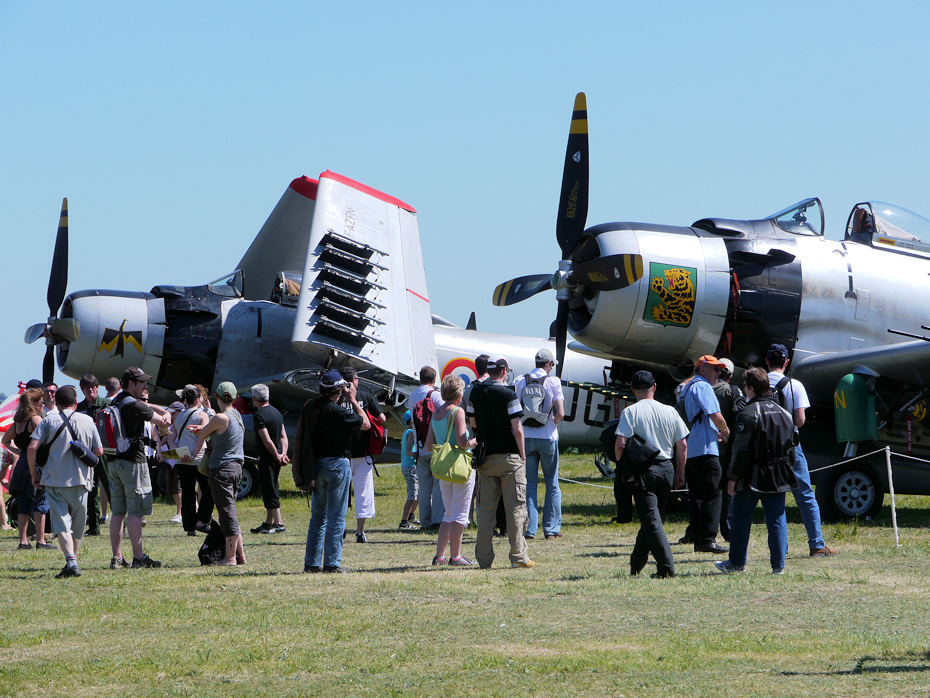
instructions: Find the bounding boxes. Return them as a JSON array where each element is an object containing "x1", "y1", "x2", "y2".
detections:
[{"x1": 3, "y1": 2, "x2": 930, "y2": 395}]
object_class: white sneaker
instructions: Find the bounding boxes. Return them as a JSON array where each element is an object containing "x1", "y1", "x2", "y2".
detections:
[
  {"x1": 170, "y1": 514, "x2": 183, "y2": 524},
  {"x1": 100, "y1": 514, "x2": 108, "y2": 524}
]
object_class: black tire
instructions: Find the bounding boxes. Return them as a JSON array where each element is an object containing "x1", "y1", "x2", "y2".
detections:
[
  {"x1": 818, "y1": 466, "x2": 884, "y2": 520},
  {"x1": 237, "y1": 462, "x2": 258, "y2": 500}
]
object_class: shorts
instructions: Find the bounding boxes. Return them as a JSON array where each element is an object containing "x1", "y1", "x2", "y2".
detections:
[
  {"x1": 108, "y1": 458, "x2": 154, "y2": 518},
  {"x1": 401, "y1": 465, "x2": 418, "y2": 501},
  {"x1": 209, "y1": 462, "x2": 242, "y2": 537},
  {"x1": 46, "y1": 485, "x2": 88, "y2": 537}
]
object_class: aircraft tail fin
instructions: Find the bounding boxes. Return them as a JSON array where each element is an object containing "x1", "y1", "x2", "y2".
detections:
[
  {"x1": 237, "y1": 176, "x2": 318, "y2": 300},
  {"x1": 290, "y1": 171, "x2": 436, "y2": 383}
]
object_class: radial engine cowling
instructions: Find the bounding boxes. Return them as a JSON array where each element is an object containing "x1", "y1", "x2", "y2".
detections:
[
  {"x1": 569, "y1": 223, "x2": 731, "y2": 367},
  {"x1": 58, "y1": 290, "x2": 166, "y2": 382}
]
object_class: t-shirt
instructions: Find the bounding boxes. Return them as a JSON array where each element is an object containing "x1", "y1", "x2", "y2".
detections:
[
  {"x1": 466, "y1": 380, "x2": 523, "y2": 456},
  {"x1": 253, "y1": 404, "x2": 285, "y2": 466},
  {"x1": 344, "y1": 387, "x2": 383, "y2": 458},
  {"x1": 682, "y1": 375, "x2": 722, "y2": 458},
  {"x1": 311, "y1": 397, "x2": 364, "y2": 459},
  {"x1": 615, "y1": 399, "x2": 689, "y2": 461},
  {"x1": 767, "y1": 371, "x2": 810, "y2": 434},
  {"x1": 113, "y1": 391, "x2": 155, "y2": 463},
  {"x1": 32, "y1": 409, "x2": 102, "y2": 490},
  {"x1": 513, "y1": 368, "x2": 564, "y2": 441},
  {"x1": 401, "y1": 428, "x2": 417, "y2": 469}
]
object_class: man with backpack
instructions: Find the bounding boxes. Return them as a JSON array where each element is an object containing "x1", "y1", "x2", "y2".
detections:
[
  {"x1": 77, "y1": 374, "x2": 111, "y2": 536},
  {"x1": 513, "y1": 348, "x2": 565, "y2": 539},
  {"x1": 765, "y1": 344, "x2": 836, "y2": 557},
  {"x1": 410, "y1": 366, "x2": 444, "y2": 529},
  {"x1": 107, "y1": 367, "x2": 171, "y2": 570},
  {"x1": 340, "y1": 367, "x2": 386, "y2": 543}
]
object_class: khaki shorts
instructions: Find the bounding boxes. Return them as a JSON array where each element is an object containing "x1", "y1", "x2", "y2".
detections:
[
  {"x1": 108, "y1": 458, "x2": 154, "y2": 517},
  {"x1": 46, "y1": 485, "x2": 89, "y2": 537}
]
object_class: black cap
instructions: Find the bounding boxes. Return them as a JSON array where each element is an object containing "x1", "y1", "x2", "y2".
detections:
[
  {"x1": 25, "y1": 379, "x2": 44, "y2": 389},
  {"x1": 766, "y1": 343, "x2": 789, "y2": 362},
  {"x1": 631, "y1": 370, "x2": 655, "y2": 390},
  {"x1": 123, "y1": 366, "x2": 153, "y2": 383},
  {"x1": 486, "y1": 356, "x2": 509, "y2": 371}
]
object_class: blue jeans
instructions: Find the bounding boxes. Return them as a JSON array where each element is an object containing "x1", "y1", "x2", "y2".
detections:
[
  {"x1": 730, "y1": 490, "x2": 787, "y2": 570},
  {"x1": 525, "y1": 438, "x2": 561, "y2": 537},
  {"x1": 415, "y1": 454, "x2": 445, "y2": 527},
  {"x1": 791, "y1": 443, "x2": 824, "y2": 549},
  {"x1": 304, "y1": 457, "x2": 351, "y2": 569}
]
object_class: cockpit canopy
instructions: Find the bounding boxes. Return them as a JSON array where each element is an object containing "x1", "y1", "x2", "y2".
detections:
[
  {"x1": 845, "y1": 202, "x2": 930, "y2": 258},
  {"x1": 766, "y1": 198, "x2": 825, "y2": 237}
]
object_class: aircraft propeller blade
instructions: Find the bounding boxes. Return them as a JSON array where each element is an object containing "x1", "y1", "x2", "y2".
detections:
[
  {"x1": 25, "y1": 323, "x2": 46, "y2": 344},
  {"x1": 491, "y1": 274, "x2": 553, "y2": 307},
  {"x1": 554, "y1": 299, "x2": 569, "y2": 379},
  {"x1": 571, "y1": 253, "x2": 644, "y2": 291},
  {"x1": 43, "y1": 346, "x2": 55, "y2": 385},
  {"x1": 555, "y1": 93, "x2": 589, "y2": 260},
  {"x1": 47, "y1": 198, "x2": 69, "y2": 316}
]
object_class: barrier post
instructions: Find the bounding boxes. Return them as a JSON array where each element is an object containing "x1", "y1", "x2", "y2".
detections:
[{"x1": 885, "y1": 446, "x2": 901, "y2": 548}]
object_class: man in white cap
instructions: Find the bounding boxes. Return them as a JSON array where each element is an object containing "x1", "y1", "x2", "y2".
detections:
[{"x1": 513, "y1": 348, "x2": 564, "y2": 539}]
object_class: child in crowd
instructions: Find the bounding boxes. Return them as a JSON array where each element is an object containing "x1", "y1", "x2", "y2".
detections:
[{"x1": 399, "y1": 410, "x2": 420, "y2": 529}]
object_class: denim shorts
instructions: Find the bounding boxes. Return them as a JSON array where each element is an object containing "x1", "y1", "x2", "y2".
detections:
[{"x1": 18, "y1": 486, "x2": 49, "y2": 516}]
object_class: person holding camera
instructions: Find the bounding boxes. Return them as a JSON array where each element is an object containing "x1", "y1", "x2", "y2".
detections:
[
  {"x1": 299, "y1": 370, "x2": 370, "y2": 574},
  {"x1": 26, "y1": 385, "x2": 103, "y2": 578}
]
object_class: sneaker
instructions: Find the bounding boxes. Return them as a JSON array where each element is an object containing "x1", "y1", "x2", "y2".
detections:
[
  {"x1": 250, "y1": 522, "x2": 273, "y2": 534},
  {"x1": 100, "y1": 514, "x2": 108, "y2": 524},
  {"x1": 355, "y1": 532, "x2": 368, "y2": 544},
  {"x1": 169, "y1": 514, "x2": 183, "y2": 524},
  {"x1": 512, "y1": 560, "x2": 537, "y2": 569},
  {"x1": 810, "y1": 545, "x2": 837, "y2": 557},
  {"x1": 303, "y1": 565, "x2": 322, "y2": 573},
  {"x1": 408, "y1": 514, "x2": 420, "y2": 526},
  {"x1": 398, "y1": 520, "x2": 412, "y2": 530},
  {"x1": 269, "y1": 524, "x2": 286, "y2": 534},
  {"x1": 110, "y1": 556, "x2": 131, "y2": 569},
  {"x1": 141, "y1": 517, "x2": 147, "y2": 527},
  {"x1": 35, "y1": 542, "x2": 54, "y2": 550},
  {"x1": 432, "y1": 555, "x2": 447, "y2": 566},
  {"x1": 772, "y1": 568, "x2": 785, "y2": 575},
  {"x1": 714, "y1": 560, "x2": 746, "y2": 573},
  {"x1": 17, "y1": 543, "x2": 32, "y2": 550},
  {"x1": 524, "y1": 533, "x2": 535, "y2": 540},
  {"x1": 449, "y1": 556, "x2": 476, "y2": 567},
  {"x1": 322, "y1": 566, "x2": 347, "y2": 574},
  {"x1": 84, "y1": 529, "x2": 100, "y2": 537},
  {"x1": 55, "y1": 564, "x2": 81, "y2": 579},
  {"x1": 131, "y1": 554, "x2": 162, "y2": 569}
]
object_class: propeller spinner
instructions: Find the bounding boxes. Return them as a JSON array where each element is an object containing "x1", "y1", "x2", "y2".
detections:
[
  {"x1": 25, "y1": 198, "x2": 80, "y2": 384},
  {"x1": 491, "y1": 93, "x2": 643, "y2": 377}
]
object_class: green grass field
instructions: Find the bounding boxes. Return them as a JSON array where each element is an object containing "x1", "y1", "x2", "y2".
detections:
[{"x1": 2, "y1": 453, "x2": 930, "y2": 697}]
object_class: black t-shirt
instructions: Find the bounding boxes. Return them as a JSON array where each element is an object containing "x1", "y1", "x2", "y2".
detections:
[
  {"x1": 466, "y1": 380, "x2": 523, "y2": 456},
  {"x1": 254, "y1": 404, "x2": 285, "y2": 466},
  {"x1": 312, "y1": 397, "x2": 364, "y2": 458},
  {"x1": 342, "y1": 387, "x2": 383, "y2": 458},
  {"x1": 114, "y1": 391, "x2": 155, "y2": 463}
]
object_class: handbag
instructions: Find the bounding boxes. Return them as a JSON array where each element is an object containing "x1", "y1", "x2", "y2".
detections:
[{"x1": 430, "y1": 407, "x2": 472, "y2": 485}]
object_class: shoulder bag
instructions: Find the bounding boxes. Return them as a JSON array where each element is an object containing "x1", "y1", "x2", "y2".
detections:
[{"x1": 430, "y1": 407, "x2": 472, "y2": 485}]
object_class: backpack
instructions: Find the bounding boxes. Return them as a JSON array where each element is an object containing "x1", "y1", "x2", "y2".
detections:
[
  {"x1": 772, "y1": 375, "x2": 792, "y2": 412},
  {"x1": 412, "y1": 389, "x2": 438, "y2": 449},
  {"x1": 519, "y1": 374, "x2": 551, "y2": 428},
  {"x1": 198, "y1": 521, "x2": 226, "y2": 565},
  {"x1": 366, "y1": 410, "x2": 386, "y2": 456},
  {"x1": 675, "y1": 380, "x2": 699, "y2": 429},
  {"x1": 96, "y1": 395, "x2": 135, "y2": 453},
  {"x1": 600, "y1": 418, "x2": 622, "y2": 463}
]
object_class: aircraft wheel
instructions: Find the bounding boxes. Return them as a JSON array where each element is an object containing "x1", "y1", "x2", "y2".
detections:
[
  {"x1": 818, "y1": 467, "x2": 884, "y2": 520},
  {"x1": 237, "y1": 462, "x2": 258, "y2": 500}
]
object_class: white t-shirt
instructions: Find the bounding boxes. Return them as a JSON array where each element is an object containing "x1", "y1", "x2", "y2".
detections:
[
  {"x1": 768, "y1": 371, "x2": 809, "y2": 432},
  {"x1": 513, "y1": 368, "x2": 564, "y2": 441},
  {"x1": 615, "y1": 399, "x2": 689, "y2": 461}
]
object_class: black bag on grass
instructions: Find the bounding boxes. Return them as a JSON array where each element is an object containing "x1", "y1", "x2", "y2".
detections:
[{"x1": 198, "y1": 521, "x2": 226, "y2": 565}]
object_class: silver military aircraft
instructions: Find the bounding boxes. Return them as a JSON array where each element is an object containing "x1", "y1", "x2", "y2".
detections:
[
  {"x1": 492, "y1": 92, "x2": 930, "y2": 519},
  {"x1": 26, "y1": 171, "x2": 628, "y2": 498}
]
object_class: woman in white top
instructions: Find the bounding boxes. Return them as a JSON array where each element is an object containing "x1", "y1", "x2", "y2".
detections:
[
  {"x1": 424, "y1": 375, "x2": 477, "y2": 567},
  {"x1": 168, "y1": 385, "x2": 213, "y2": 536}
]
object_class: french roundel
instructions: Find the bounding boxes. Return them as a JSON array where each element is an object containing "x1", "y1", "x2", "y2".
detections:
[{"x1": 441, "y1": 357, "x2": 477, "y2": 386}]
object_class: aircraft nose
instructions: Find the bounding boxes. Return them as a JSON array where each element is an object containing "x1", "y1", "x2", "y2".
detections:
[{"x1": 58, "y1": 291, "x2": 166, "y2": 382}]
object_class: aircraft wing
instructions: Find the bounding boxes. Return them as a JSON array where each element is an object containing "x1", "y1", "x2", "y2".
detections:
[
  {"x1": 792, "y1": 339, "x2": 930, "y2": 407},
  {"x1": 290, "y1": 171, "x2": 436, "y2": 383},
  {"x1": 236, "y1": 176, "x2": 319, "y2": 300}
]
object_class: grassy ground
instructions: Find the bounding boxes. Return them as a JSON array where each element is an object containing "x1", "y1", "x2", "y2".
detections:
[{"x1": 2, "y1": 453, "x2": 930, "y2": 697}]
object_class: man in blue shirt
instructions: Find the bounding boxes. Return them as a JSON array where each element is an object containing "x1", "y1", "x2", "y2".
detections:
[{"x1": 680, "y1": 355, "x2": 731, "y2": 554}]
